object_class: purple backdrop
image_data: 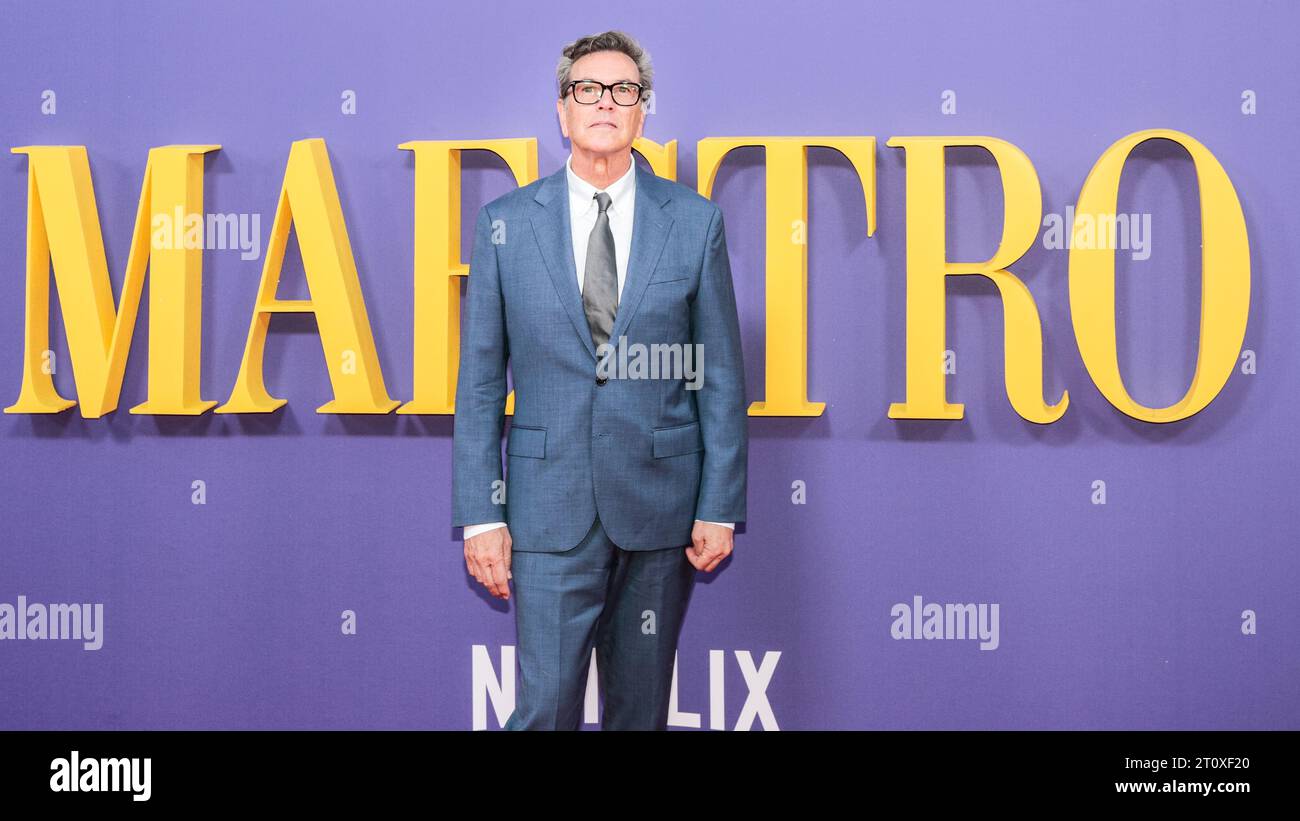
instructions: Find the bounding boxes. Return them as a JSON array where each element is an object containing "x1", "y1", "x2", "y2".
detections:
[{"x1": 1, "y1": 0, "x2": 1295, "y2": 729}]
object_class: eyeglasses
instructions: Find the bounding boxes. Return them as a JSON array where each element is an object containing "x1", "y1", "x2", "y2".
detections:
[{"x1": 562, "y1": 79, "x2": 646, "y2": 106}]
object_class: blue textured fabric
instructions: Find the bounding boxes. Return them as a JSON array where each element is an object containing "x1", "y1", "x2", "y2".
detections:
[
  {"x1": 452, "y1": 163, "x2": 748, "y2": 551},
  {"x1": 503, "y1": 514, "x2": 695, "y2": 730}
]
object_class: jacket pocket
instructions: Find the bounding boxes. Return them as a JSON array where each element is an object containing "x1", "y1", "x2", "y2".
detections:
[
  {"x1": 647, "y1": 265, "x2": 692, "y2": 286},
  {"x1": 652, "y1": 420, "x2": 703, "y2": 458},
  {"x1": 507, "y1": 424, "x2": 547, "y2": 459}
]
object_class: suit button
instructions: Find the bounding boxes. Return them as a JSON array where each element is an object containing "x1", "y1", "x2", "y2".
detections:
[{"x1": 595, "y1": 376, "x2": 608, "y2": 386}]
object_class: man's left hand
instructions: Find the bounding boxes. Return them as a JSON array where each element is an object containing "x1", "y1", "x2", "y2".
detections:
[{"x1": 686, "y1": 520, "x2": 734, "y2": 572}]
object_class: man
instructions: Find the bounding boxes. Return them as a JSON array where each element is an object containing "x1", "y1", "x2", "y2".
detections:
[{"x1": 452, "y1": 30, "x2": 747, "y2": 730}]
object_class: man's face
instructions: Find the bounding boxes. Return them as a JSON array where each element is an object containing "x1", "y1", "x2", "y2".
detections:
[{"x1": 556, "y1": 50, "x2": 646, "y2": 157}]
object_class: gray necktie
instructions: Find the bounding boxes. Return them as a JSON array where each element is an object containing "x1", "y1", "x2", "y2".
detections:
[{"x1": 582, "y1": 191, "x2": 618, "y2": 349}]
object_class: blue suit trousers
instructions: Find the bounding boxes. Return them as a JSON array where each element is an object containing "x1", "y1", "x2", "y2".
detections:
[{"x1": 504, "y1": 514, "x2": 696, "y2": 730}]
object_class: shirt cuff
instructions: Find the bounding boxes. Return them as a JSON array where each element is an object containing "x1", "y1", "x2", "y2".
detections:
[
  {"x1": 697, "y1": 520, "x2": 735, "y2": 530},
  {"x1": 463, "y1": 521, "x2": 507, "y2": 540}
]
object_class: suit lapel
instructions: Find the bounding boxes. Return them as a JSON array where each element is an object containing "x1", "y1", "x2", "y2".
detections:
[
  {"x1": 611, "y1": 164, "x2": 673, "y2": 347},
  {"x1": 530, "y1": 161, "x2": 674, "y2": 362}
]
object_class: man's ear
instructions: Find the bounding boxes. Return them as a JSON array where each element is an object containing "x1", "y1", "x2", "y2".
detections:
[{"x1": 556, "y1": 98, "x2": 569, "y2": 139}]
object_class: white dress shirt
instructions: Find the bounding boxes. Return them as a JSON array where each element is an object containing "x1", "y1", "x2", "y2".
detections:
[{"x1": 463, "y1": 153, "x2": 734, "y2": 541}]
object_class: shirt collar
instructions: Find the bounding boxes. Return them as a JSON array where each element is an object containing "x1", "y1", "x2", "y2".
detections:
[{"x1": 566, "y1": 152, "x2": 636, "y2": 218}]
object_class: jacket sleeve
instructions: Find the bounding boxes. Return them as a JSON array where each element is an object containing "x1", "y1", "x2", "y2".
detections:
[
  {"x1": 691, "y1": 205, "x2": 748, "y2": 523},
  {"x1": 452, "y1": 205, "x2": 509, "y2": 528}
]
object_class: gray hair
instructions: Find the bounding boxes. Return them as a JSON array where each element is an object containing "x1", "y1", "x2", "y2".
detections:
[{"x1": 556, "y1": 30, "x2": 653, "y2": 110}]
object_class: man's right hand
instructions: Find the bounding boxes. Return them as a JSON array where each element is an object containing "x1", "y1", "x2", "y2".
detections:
[{"x1": 465, "y1": 526, "x2": 513, "y2": 600}]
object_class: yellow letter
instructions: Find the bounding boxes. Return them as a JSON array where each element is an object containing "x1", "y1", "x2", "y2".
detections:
[
  {"x1": 698, "y1": 137, "x2": 876, "y2": 416},
  {"x1": 633, "y1": 137, "x2": 678, "y2": 180},
  {"x1": 396, "y1": 139, "x2": 535, "y2": 416},
  {"x1": 885, "y1": 136, "x2": 1066, "y2": 423},
  {"x1": 1070, "y1": 129, "x2": 1249, "y2": 422},
  {"x1": 218, "y1": 138, "x2": 397, "y2": 414},
  {"x1": 6, "y1": 145, "x2": 219, "y2": 418}
]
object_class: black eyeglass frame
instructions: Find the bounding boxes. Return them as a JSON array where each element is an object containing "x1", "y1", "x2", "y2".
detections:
[{"x1": 561, "y1": 79, "x2": 648, "y2": 106}]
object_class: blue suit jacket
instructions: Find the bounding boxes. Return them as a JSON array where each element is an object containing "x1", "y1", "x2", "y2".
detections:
[{"x1": 452, "y1": 161, "x2": 747, "y2": 551}]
